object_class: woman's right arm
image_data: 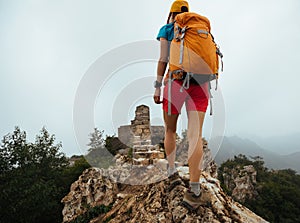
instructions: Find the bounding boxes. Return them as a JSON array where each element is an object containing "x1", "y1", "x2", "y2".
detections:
[
  {"x1": 154, "y1": 38, "x2": 169, "y2": 104},
  {"x1": 157, "y1": 38, "x2": 169, "y2": 78}
]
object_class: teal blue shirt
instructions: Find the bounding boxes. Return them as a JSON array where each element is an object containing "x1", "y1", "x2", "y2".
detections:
[{"x1": 156, "y1": 23, "x2": 174, "y2": 41}]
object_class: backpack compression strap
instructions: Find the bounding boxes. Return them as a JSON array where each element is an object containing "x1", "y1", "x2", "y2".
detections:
[{"x1": 176, "y1": 26, "x2": 188, "y2": 65}]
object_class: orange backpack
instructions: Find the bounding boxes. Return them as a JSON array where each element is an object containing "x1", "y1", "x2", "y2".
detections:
[
  {"x1": 166, "y1": 12, "x2": 223, "y2": 116},
  {"x1": 169, "y1": 12, "x2": 223, "y2": 83}
]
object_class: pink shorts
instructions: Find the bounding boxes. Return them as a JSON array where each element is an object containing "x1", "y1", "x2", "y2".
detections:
[{"x1": 163, "y1": 80, "x2": 209, "y2": 114}]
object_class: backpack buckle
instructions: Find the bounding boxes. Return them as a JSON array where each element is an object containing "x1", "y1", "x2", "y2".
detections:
[{"x1": 171, "y1": 70, "x2": 186, "y2": 80}]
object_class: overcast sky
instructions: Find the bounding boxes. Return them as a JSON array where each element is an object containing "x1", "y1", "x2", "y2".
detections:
[{"x1": 1, "y1": 0, "x2": 300, "y2": 156}]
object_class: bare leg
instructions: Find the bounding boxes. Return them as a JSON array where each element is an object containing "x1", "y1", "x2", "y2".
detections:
[
  {"x1": 163, "y1": 111, "x2": 179, "y2": 169},
  {"x1": 187, "y1": 111, "x2": 206, "y2": 182}
]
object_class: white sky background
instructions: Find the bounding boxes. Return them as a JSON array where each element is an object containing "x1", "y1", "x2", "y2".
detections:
[{"x1": 0, "y1": 0, "x2": 300, "y2": 156}]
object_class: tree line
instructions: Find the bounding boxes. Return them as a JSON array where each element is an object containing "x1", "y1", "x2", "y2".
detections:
[{"x1": 0, "y1": 127, "x2": 118, "y2": 223}]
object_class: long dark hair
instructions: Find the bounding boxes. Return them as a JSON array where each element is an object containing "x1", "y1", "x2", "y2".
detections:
[{"x1": 166, "y1": 5, "x2": 188, "y2": 24}]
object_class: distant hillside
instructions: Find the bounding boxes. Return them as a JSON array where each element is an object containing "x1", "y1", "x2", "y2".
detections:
[
  {"x1": 252, "y1": 133, "x2": 300, "y2": 155},
  {"x1": 282, "y1": 152, "x2": 300, "y2": 171},
  {"x1": 215, "y1": 136, "x2": 300, "y2": 172}
]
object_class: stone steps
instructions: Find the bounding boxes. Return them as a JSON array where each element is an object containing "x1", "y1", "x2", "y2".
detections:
[{"x1": 133, "y1": 151, "x2": 165, "y2": 160}]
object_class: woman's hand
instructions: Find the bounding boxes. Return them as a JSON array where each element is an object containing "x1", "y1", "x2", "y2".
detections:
[{"x1": 153, "y1": 88, "x2": 163, "y2": 104}]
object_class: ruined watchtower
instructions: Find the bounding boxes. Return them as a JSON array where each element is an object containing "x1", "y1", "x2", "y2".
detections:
[
  {"x1": 118, "y1": 105, "x2": 164, "y2": 147},
  {"x1": 118, "y1": 105, "x2": 165, "y2": 165}
]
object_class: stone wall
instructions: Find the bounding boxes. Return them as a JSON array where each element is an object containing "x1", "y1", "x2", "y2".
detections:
[{"x1": 117, "y1": 125, "x2": 132, "y2": 146}]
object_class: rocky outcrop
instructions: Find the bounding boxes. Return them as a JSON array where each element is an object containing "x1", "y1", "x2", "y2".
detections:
[
  {"x1": 222, "y1": 165, "x2": 258, "y2": 203},
  {"x1": 62, "y1": 167, "x2": 268, "y2": 223}
]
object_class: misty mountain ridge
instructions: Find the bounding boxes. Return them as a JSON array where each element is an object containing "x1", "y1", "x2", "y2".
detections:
[
  {"x1": 215, "y1": 135, "x2": 300, "y2": 173},
  {"x1": 251, "y1": 132, "x2": 300, "y2": 155}
]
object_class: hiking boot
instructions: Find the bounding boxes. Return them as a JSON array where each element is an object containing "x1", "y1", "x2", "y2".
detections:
[
  {"x1": 168, "y1": 171, "x2": 182, "y2": 191},
  {"x1": 181, "y1": 189, "x2": 210, "y2": 211}
]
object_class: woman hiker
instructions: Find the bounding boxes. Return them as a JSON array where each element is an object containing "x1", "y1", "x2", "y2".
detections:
[{"x1": 153, "y1": 0, "x2": 210, "y2": 210}]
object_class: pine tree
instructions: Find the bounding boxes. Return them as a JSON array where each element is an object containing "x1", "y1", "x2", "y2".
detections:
[
  {"x1": 85, "y1": 128, "x2": 113, "y2": 169},
  {"x1": 87, "y1": 128, "x2": 105, "y2": 152}
]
